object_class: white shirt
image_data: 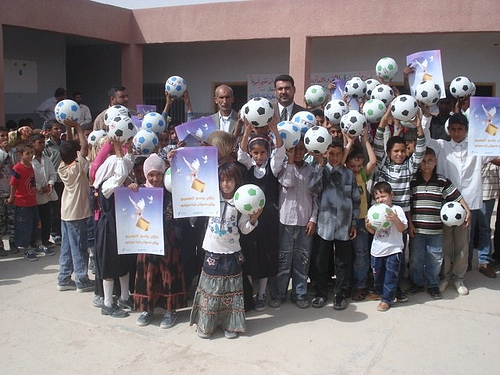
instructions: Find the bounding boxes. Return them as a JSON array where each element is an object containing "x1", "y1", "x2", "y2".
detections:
[
  {"x1": 371, "y1": 205, "x2": 407, "y2": 257},
  {"x1": 78, "y1": 103, "x2": 92, "y2": 126}
]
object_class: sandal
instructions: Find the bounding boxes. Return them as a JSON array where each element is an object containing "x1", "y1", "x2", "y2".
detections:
[
  {"x1": 311, "y1": 296, "x2": 327, "y2": 308},
  {"x1": 377, "y1": 302, "x2": 391, "y2": 312},
  {"x1": 351, "y1": 289, "x2": 367, "y2": 301}
]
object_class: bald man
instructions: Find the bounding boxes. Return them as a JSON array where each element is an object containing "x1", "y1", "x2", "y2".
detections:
[{"x1": 211, "y1": 84, "x2": 239, "y2": 134}]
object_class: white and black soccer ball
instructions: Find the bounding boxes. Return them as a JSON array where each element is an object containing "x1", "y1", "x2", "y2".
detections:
[
  {"x1": 163, "y1": 168, "x2": 172, "y2": 192},
  {"x1": 415, "y1": 80, "x2": 441, "y2": 106},
  {"x1": 370, "y1": 84, "x2": 395, "y2": 107},
  {"x1": 362, "y1": 99, "x2": 386, "y2": 123},
  {"x1": 367, "y1": 203, "x2": 393, "y2": 231},
  {"x1": 278, "y1": 121, "x2": 302, "y2": 149},
  {"x1": 234, "y1": 184, "x2": 266, "y2": 215},
  {"x1": 242, "y1": 97, "x2": 274, "y2": 127},
  {"x1": 133, "y1": 129, "x2": 158, "y2": 156},
  {"x1": 88, "y1": 129, "x2": 107, "y2": 146},
  {"x1": 440, "y1": 201, "x2": 466, "y2": 227},
  {"x1": 375, "y1": 57, "x2": 398, "y2": 81},
  {"x1": 108, "y1": 115, "x2": 137, "y2": 142},
  {"x1": 365, "y1": 78, "x2": 380, "y2": 98},
  {"x1": 344, "y1": 77, "x2": 367, "y2": 99},
  {"x1": 292, "y1": 111, "x2": 317, "y2": 133},
  {"x1": 165, "y1": 75, "x2": 187, "y2": 99},
  {"x1": 449, "y1": 76, "x2": 473, "y2": 99},
  {"x1": 54, "y1": 99, "x2": 81, "y2": 124},
  {"x1": 340, "y1": 110, "x2": 366, "y2": 137},
  {"x1": 324, "y1": 99, "x2": 348, "y2": 125},
  {"x1": 391, "y1": 95, "x2": 419, "y2": 121},
  {"x1": 304, "y1": 85, "x2": 328, "y2": 107},
  {"x1": 104, "y1": 105, "x2": 132, "y2": 126},
  {"x1": 304, "y1": 126, "x2": 332, "y2": 154},
  {"x1": 141, "y1": 112, "x2": 166, "y2": 135}
]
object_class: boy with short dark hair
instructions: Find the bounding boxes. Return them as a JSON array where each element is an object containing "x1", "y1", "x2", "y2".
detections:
[
  {"x1": 366, "y1": 181, "x2": 408, "y2": 312},
  {"x1": 308, "y1": 137, "x2": 360, "y2": 310},
  {"x1": 57, "y1": 119, "x2": 94, "y2": 292}
]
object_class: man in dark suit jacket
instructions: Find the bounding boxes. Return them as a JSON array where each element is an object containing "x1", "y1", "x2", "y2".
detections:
[
  {"x1": 274, "y1": 74, "x2": 306, "y2": 122},
  {"x1": 211, "y1": 84, "x2": 239, "y2": 134}
]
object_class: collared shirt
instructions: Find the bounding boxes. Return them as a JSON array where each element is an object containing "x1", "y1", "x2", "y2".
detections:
[
  {"x1": 78, "y1": 103, "x2": 92, "y2": 126},
  {"x1": 482, "y1": 162, "x2": 499, "y2": 201},
  {"x1": 277, "y1": 103, "x2": 294, "y2": 121},
  {"x1": 218, "y1": 112, "x2": 231, "y2": 133},
  {"x1": 422, "y1": 116, "x2": 495, "y2": 210}
]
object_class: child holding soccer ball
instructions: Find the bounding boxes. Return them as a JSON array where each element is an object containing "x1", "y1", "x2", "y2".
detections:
[{"x1": 190, "y1": 162, "x2": 261, "y2": 339}]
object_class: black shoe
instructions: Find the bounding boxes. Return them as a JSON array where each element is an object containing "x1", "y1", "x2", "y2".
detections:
[
  {"x1": 0, "y1": 248, "x2": 7, "y2": 257},
  {"x1": 395, "y1": 288, "x2": 408, "y2": 303},
  {"x1": 427, "y1": 287, "x2": 442, "y2": 300},
  {"x1": 311, "y1": 295, "x2": 327, "y2": 308},
  {"x1": 333, "y1": 294, "x2": 347, "y2": 310},
  {"x1": 9, "y1": 243, "x2": 19, "y2": 254},
  {"x1": 118, "y1": 296, "x2": 134, "y2": 310},
  {"x1": 101, "y1": 304, "x2": 129, "y2": 318},
  {"x1": 406, "y1": 284, "x2": 425, "y2": 295}
]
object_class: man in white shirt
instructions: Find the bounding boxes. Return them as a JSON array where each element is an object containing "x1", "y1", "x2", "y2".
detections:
[
  {"x1": 73, "y1": 91, "x2": 92, "y2": 127},
  {"x1": 211, "y1": 84, "x2": 239, "y2": 134},
  {"x1": 35, "y1": 87, "x2": 67, "y2": 129}
]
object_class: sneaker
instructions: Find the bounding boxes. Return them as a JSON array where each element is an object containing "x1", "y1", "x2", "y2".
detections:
[
  {"x1": 42, "y1": 241, "x2": 56, "y2": 249},
  {"x1": 76, "y1": 279, "x2": 95, "y2": 293},
  {"x1": 439, "y1": 279, "x2": 449, "y2": 293},
  {"x1": 23, "y1": 249, "x2": 38, "y2": 261},
  {"x1": 52, "y1": 235, "x2": 62, "y2": 244},
  {"x1": 311, "y1": 295, "x2": 327, "y2": 308},
  {"x1": 118, "y1": 296, "x2": 134, "y2": 310},
  {"x1": 57, "y1": 278, "x2": 76, "y2": 291},
  {"x1": 453, "y1": 280, "x2": 469, "y2": 296},
  {"x1": 101, "y1": 303, "x2": 129, "y2": 318},
  {"x1": 196, "y1": 328, "x2": 211, "y2": 339},
  {"x1": 427, "y1": 287, "x2": 442, "y2": 300},
  {"x1": 395, "y1": 288, "x2": 408, "y2": 303},
  {"x1": 254, "y1": 294, "x2": 267, "y2": 311},
  {"x1": 478, "y1": 264, "x2": 497, "y2": 279},
  {"x1": 34, "y1": 245, "x2": 55, "y2": 256},
  {"x1": 0, "y1": 248, "x2": 7, "y2": 257},
  {"x1": 92, "y1": 295, "x2": 103, "y2": 308},
  {"x1": 268, "y1": 299, "x2": 282, "y2": 309},
  {"x1": 160, "y1": 310, "x2": 177, "y2": 329},
  {"x1": 333, "y1": 294, "x2": 347, "y2": 310},
  {"x1": 224, "y1": 330, "x2": 238, "y2": 339},
  {"x1": 295, "y1": 299, "x2": 310, "y2": 309},
  {"x1": 137, "y1": 311, "x2": 154, "y2": 327},
  {"x1": 377, "y1": 302, "x2": 391, "y2": 312},
  {"x1": 406, "y1": 284, "x2": 425, "y2": 295}
]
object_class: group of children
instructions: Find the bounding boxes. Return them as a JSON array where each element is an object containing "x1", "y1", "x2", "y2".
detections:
[{"x1": 2, "y1": 82, "x2": 497, "y2": 340}]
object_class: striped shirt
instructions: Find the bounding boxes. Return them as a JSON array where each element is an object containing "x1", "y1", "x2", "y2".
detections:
[
  {"x1": 410, "y1": 171, "x2": 462, "y2": 235},
  {"x1": 374, "y1": 129, "x2": 426, "y2": 212},
  {"x1": 482, "y1": 162, "x2": 499, "y2": 201}
]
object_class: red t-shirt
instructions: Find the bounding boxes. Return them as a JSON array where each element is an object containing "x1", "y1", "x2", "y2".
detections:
[{"x1": 10, "y1": 162, "x2": 37, "y2": 207}]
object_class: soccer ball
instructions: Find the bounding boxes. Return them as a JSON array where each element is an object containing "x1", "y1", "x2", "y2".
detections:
[
  {"x1": 242, "y1": 97, "x2": 274, "y2": 127},
  {"x1": 304, "y1": 85, "x2": 328, "y2": 107},
  {"x1": 88, "y1": 129, "x2": 107, "y2": 146},
  {"x1": 165, "y1": 75, "x2": 187, "y2": 98},
  {"x1": 363, "y1": 99, "x2": 386, "y2": 123},
  {"x1": 324, "y1": 99, "x2": 348, "y2": 125},
  {"x1": 344, "y1": 77, "x2": 367, "y2": 99},
  {"x1": 367, "y1": 203, "x2": 393, "y2": 231},
  {"x1": 340, "y1": 110, "x2": 366, "y2": 137},
  {"x1": 449, "y1": 76, "x2": 473, "y2": 99},
  {"x1": 133, "y1": 129, "x2": 158, "y2": 156},
  {"x1": 108, "y1": 115, "x2": 137, "y2": 142},
  {"x1": 163, "y1": 168, "x2": 172, "y2": 192},
  {"x1": 304, "y1": 126, "x2": 332, "y2": 154},
  {"x1": 104, "y1": 105, "x2": 131, "y2": 126},
  {"x1": 365, "y1": 78, "x2": 380, "y2": 98},
  {"x1": 440, "y1": 201, "x2": 466, "y2": 227},
  {"x1": 375, "y1": 57, "x2": 398, "y2": 81},
  {"x1": 391, "y1": 95, "x2": 418, "y2": 121},
  {"x1": 234, "y1": 184, "x2": 266, "y2": 215},
  {"x1": 415, "y1": 80, "x2": 441, "y2": 106},
  {"x1": 292, "y1": 111, "x2": 317, "y2": 133},
  {"x1": 371, "y1": 84, "x2": 395, "y2": 107},
  {"x1": 277, "y1": 121, "x2": 302, "y2": 149},
  {"x1": 141, "y1": 112, "x2": 166, "y2": 135},
  {"x1": 54, "y1": 99, "x2": 81, "y2": 123}
]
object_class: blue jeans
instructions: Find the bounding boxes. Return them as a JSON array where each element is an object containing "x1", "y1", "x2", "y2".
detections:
[
  {"x1": 14, "y1": 206, "x2": 40, "y2": 248},
  {"x1": 409, "y1": 233, "x2": 443, "y2": 288},
  {"x1": 371, "y1": 252, "x2": 401, "y2": 305},
  {"x1": 269, "y1": 224, "x2": 312, "y2": 301},
  {"x1": 58, "y1": 219, "x2": 89, "y2": 284},
  {"x1": 469, "y1": 209, "x2": 492, "y2": 265},
  {"x1": 352, "y1": 219, "x2": 370, "y2": 289}
]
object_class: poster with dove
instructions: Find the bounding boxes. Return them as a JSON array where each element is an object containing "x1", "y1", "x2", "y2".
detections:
[
  {"x1": 468, "y1": 96, "x2": 500, "y2": 156},
  {"x1": 114, "y1": 187, "x2": 165, "y2": 255},
  {"x1": 174, "y1": 116, "x2": 217, "y2": 145},
  {"x1": 171, "y1": 146, "x2": 219, "y2": 218},
  {"x1": 406, "y1": 50, "x2": 446, "y2": 100}
]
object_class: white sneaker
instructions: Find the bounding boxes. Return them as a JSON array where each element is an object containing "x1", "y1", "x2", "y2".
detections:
[
  {"x1": 453, "y1": 280, "x2": 469, "y2": 296},
  {"x1": 439, "y1": 279, "x2": 449, "y2": 293}
]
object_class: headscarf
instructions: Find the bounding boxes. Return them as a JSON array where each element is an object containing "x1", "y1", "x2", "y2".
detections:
[{"x1": 143, "y1": 153, "x2": 166, "y2": 187}]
